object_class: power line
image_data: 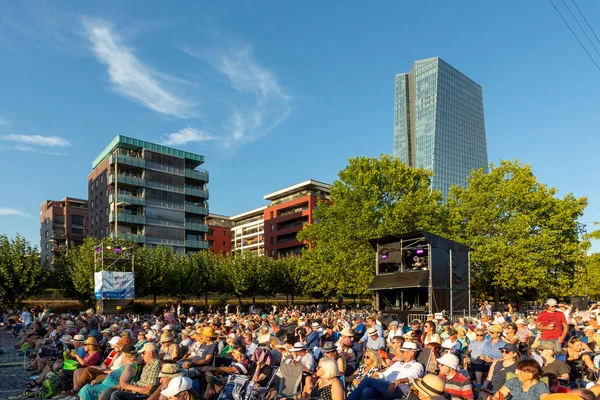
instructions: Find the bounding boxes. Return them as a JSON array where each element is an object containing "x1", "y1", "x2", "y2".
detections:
[
  {"x1": 570, "y1": 0, "x2": 600, "y2": 47},
  {"x1": 561, "y1": 0, "x2": 600, "y2": 57},
  {"x1": 548, "y1": 0, "x2": 600, "y2": 72}
]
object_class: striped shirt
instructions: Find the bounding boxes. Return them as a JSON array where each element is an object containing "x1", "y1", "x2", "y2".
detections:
[{"x1": 439, "y1": 372, "x2": 474, "y2": 400}]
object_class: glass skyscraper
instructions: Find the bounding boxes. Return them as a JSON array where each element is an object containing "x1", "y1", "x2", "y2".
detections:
[{"x1": 393, "y1": 57, "x2": 488, "y2": 198}]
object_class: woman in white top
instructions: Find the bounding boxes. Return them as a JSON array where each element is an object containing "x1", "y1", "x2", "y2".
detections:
[
  {"x1": 422, "y1": 320, "x2": 441, "y2": 346},
  {"x1": 386, "y1": 321, "x2": 400, "y2": 347}
]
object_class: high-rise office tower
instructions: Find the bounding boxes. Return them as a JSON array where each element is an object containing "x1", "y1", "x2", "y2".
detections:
[
  {"x1": 393, "y1": 57, "x2": 488, "y2": 198},
  {"x1": 88, "y1": 135, "x2": 209, "y2": 254}
]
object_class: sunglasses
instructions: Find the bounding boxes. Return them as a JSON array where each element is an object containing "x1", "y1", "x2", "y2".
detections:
[
  {"x1": 476, "y1": 334, "x2": 484, "y2": 337},
  {"x1": 500, "y1": 349, "x2": 513, "y2": 354},
  {"x1": 363, "y1": 356, "x2": 371, "y2": 360}
]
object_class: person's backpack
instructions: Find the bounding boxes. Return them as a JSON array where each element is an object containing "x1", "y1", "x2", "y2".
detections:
[{"x1": 41, "y1": 372, "x2": 60, "y2": 399}]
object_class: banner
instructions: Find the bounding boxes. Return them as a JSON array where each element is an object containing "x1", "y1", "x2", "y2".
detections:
[{"x1": 94, "y1": 271, "x2": 135, "y2": 300}]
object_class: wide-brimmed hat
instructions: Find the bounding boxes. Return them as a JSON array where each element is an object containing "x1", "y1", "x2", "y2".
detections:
[
  {"x1": 161, "y1": 376, "x2": 192, "y2": 398},
  {"x1": 413, "y1": 374, "x2": 445, "y2": 398},
  {"x1": 60, "y1": 335, "x2": 73, "y2": 344},
  {"x1": 367, "y1": 327, "x2": 378, "y2": 336},
  {"x1": 72, "y1": 334, "x2": 85, "y2": 343},
  {"x1": 289, "y1": 342, "x2": 307, "y2": 352},
  {"x1": 515, "y1": 319, "x2": 526, "y2": 325},
  {"x1": 340, "y1": 328, "x2": 353, "y2": 337},
  {"x1": 537, "y1": 342, "x2": 556, "y2": 351},
  {"x1": 138, "y1": 342, "x2": 158, "y2": 353},
  {"x1": 401, "y1": 342, "x2": 419, "y2": 351},
  {"x1": 584, "y1": 326, "x2": 596, "y2": 332},
  {"x1": 145, "y1": 331, "x2": 157, "y2": 340},
  {"x1": 322, "y1": 342, "x2": 336, "y2": 352},
  {"x1": 258, "y1": 334, "x2": 271, "y2": 344},
  {"x1": 201, "y1": 327, "x2": 217, "y2": 338},
  {"x1": 159, "y1": 363, "x2": 184, "y2": 378},
  {"x1": 488, "y1": 324, "x2": 504, "y2": 333},
  {"x1": 436, "y1": 353, "x2": 460, "y2": 370},
  {"x1": 500, "y1": 343, "x2": 520, "y2": 354},
  {"x1": 160, "y1": 334, "x2": 174, "y2": 343},
  {"x1": 181, "y1": 329, "x2": 190, "y2": 336},
  {"x1": 84, "y1": 337, "x2": 99, "y2": 346}
]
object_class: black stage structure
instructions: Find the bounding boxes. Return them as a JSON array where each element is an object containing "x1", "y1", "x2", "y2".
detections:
[{"x1": 368, "y1": 231, "x2": 471, "y2": 318}]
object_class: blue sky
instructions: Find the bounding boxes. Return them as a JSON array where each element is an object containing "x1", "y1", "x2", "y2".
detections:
[{"x1": 1, "y1": 1, "x2": 600, "y2": 251}]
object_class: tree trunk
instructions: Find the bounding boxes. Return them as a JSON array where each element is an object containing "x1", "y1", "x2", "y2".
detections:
[
  {"x1": 286, "y1": 294, "x2": 289, "y2": 306},
  {"x1": 238, "y1": 295, "x2": 242, "y2": 310},
  {"x1": 153, "y1": 294, "x2": 157, "y2": 310},
  {"x1": 252, "y1": 295, "x2": 256, "y2": 305},
  {"x1": 291, "y1": 293, "x2": 295, "y2": 305},
  {"x1": 494, "y1": 286, "x2": 500, "y2": 312},
  {"x1": 204, "y1": 293, "x2": 208, "y2": 309}
]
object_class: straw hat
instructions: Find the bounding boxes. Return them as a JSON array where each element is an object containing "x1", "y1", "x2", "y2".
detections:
[
  {"x1": 83, "y1": 337, "x2": 99, "y2": 346},
  {"x1": 72, "y1": 334, "x2": 85, "y2": 343},
  {"x1": 160, "y1": 334, "x2": 174, "y2": 343},
  {"x1": 201, "y1": 327, "x2": 217, "y2": 338},
  {"x1": 289, "y1": 342, "x2": 307, "y2": 352},
  {"x1": 413, "y1": 374, "x2": 445, "y2": 397},
  {"x1": 488, "y1": 324, "x2": 504, "y2": 333},
  {"x1": 159, "y1": 363, "x2": 184, "y2": 378},
  {"x1": 340, "y1": 328, "x2": 353, "y2": 337},
  {"x1": 138, "y1": 342, "x2": 159, "y2": 353}
]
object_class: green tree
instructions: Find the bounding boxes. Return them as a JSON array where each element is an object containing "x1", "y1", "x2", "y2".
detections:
[
  {"x1": 135, "y1": 245, "x2": 175, "y2": 309},
  {"x1": 297, "y1": 155, "x2": 445, "y2": 297},
  {"x1": 446, "y1": 160, "x2": 588, "y2": 300},
  {"x1": 273, "y1": 256, "x2": 306, "y2": 304},
  {"x1": 63, "y1": 237, "x2": 99, "y2": 302},
  {"x1": 0, "y1": 234, "x2": 46, "y2": 305}
]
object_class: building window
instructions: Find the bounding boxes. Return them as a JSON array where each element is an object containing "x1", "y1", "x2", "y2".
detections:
[
  {"x1": 45, "y1": 230, "x2": 49, "y2": 238},
  {"x1": 106, "y1": 208, "x2": 109, "y2": 216},
  {"x1": 72, "y1": 215, "x2": 84, "y2": 225},
  {"x1": 270, "y1": 237, "x2": 274, "y2": 244},
  {"x1": 223, "y1": 241, "x2": 226, "y2": 246},
  {"x1": 95, "y1": 179, "x2": 99, "y2": 187},
  {"x1": 270, "y1": 211, "x2": 274, "y2": 218},
  {"x1": 45, "y1": 217, "x2": 50, "y2": 225},
  {"x1": 91, "y1": 200, "x2": 94, "y2": 209},
  {"x1": 100, "y1": 174, "x2": 104, "y2": 183},
  {"x1": 106, "y1": 226, "x2": 109, "y2": 235},
  {"x1": 72, "y1": 227, "x2": 84, "y2": 234},
  {"x1": 271, "y1": 250, "x2": 275, "y2": 256},
  {"x1": 223, "y1": 231, "x2": 226, "y2": 236},
  {"x1": 270, "y1": 224, "x2": 274, "y2": 232},
  {"x1": 45, "y1": 243, "x2": 50, "y2": 250},
  {"x1": 95, "y1": 215, "x2": 99, "y2": 223}
]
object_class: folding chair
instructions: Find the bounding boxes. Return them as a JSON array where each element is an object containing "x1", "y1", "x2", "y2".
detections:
[{"x1": 274, "y1": 362, "x2": 304, "y2": 399}]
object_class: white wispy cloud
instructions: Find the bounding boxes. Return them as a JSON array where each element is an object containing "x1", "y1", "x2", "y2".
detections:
[
  {"x1": 0, "y1": 208, "x2": 33, "y2": 218},
  {"x1": 161, "y1": 127, "x2": 215, "y2": 146},
  {"x1": 0, "y1": 117, "x2": 11, "y2": 126},
  {"x1": 82, "y1": 17, "x2": 196, "y2": 118},
  {"x1": 0, "y1": 134, "x2": 71, "y2": 147},
  {"x1": 183, "y1": 42, "x2": 291, "y2": 145}
]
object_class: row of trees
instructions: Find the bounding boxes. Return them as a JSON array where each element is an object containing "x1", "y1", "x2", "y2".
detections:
[
  {"x1": 0, "y1": 156, "x2": 595, "y2": 306},
  {"x1": 299, "y1": 156, "x2": 592, "y2": 301}
]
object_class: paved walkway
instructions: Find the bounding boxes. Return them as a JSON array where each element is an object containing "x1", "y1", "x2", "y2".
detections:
[{"x1": 0, "y1": 328, "x2": 40, "y2": 399}]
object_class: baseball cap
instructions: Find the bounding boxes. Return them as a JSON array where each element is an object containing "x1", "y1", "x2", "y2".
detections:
[
  {"x1": 160, "y1": 376, "x2": 192, "y2": 398},
  {"x1": 546, "y1": 298, "x2": 558, "y2": 307}
]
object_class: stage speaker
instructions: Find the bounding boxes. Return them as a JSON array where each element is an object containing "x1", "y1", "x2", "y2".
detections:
[
  {"x1": 96, "y1": 299, "x2": 134, "y2": 314},
  {"x1": 570, "y1": 296, "x2": 588, "y2": 311}
]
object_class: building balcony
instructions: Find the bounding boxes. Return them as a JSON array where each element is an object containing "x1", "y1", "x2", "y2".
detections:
[
  {"x1": 51, "y1": 244, "x2": 69, "y2": 252},
  {"x1": 110, "y1": 232, "x2": 146, "y2": 243},
  {"x1": 146, "y1": 160, "x2": 184, "y2": 176},
  {"x1": 184, "y1": 203, "x2": 208, "y2": 215},
  {"x1": 109, "y1": 193, "x2": 145, "y2": 206},
  {"x1": 109, "y1": 174, "x2": 145, "y2": 187},
  {"x1": 186, "y1": 239, "x2": 209, "y2": 249},
  {"x1": 146, "y1": 237, "x2": 185, "y2": 246},
  {"x1": 185, "y1": 222, "x2": 209, "y2": 232},
  {"x1": 185, "y1": 169, "x2": 209, "y2": 182},
  {"x1": 109, "y1": 213, "x2": 146, "y2": 225},
  {"x1": 185, "y1": 186, "x2": 209, "y2": 198},
  {"x1": 109, "y1": 153, "x2": 145, "y2": 168},
  {"x1": 145, "y1": 180, "x2": 184, "y2": 193}
]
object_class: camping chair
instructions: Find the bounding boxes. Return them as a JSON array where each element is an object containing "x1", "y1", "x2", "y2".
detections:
[
  {"x1": 251, "y1": 366, "x2": 279, "y2": 400},
  {"x1": 274, "y1": 362, "x2": 304, "y2": 399}
]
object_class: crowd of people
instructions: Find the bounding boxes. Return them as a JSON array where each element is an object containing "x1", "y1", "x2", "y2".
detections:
[{"x1": 4, "y1": 298, "x2": 600, "y2": 400}]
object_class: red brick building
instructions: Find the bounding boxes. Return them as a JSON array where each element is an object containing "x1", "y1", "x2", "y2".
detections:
[
  {"x1": 263, "y1": 180, "x2": 330, "y2": 258},
  {"x1": 40, "y1": 197, "x2": 88, "y2": 267},
  {"x1": 206, "y1": 214, "x2": 232, "y2": 254}
]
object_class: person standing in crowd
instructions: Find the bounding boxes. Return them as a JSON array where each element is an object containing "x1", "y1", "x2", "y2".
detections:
[{"x1": 536, "y1": 298, "x2": 568, "y2": 351}]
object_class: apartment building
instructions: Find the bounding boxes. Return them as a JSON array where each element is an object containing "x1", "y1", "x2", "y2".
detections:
[
  {"x1": 206, "y1": 214, "x2": 232, "y2": 254},
  {"x1": 88, "y1": 135, "x2": 209, "y2": 254},
  {"x1": 40, "y1": 197, "x2": 88, "y2": 267}
]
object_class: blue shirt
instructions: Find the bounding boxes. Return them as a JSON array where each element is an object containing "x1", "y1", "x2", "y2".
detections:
[
  {"x1": 482, "y1": 338, "x2": 506, "y2": 360},
  {"x1": 76, "y1": 346, "x2": 87, "y2": 358},
  {"x1": 467, "y1": 339, "x2": 486, "y2": 361},
  {"x1": 360, "y1": 324, "x2": 383, "y2": 343},
  {"x1": 305, "y1": 330, "x2": 320, "y2": 351}
]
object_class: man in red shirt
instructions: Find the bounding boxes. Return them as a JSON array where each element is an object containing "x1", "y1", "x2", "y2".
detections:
[
  {"x1": 536, "y1": 298, "x2": 568, "y2": 351},
  {"x1": 437, "y1": 353, "x2": 474, "y2": 399}
]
